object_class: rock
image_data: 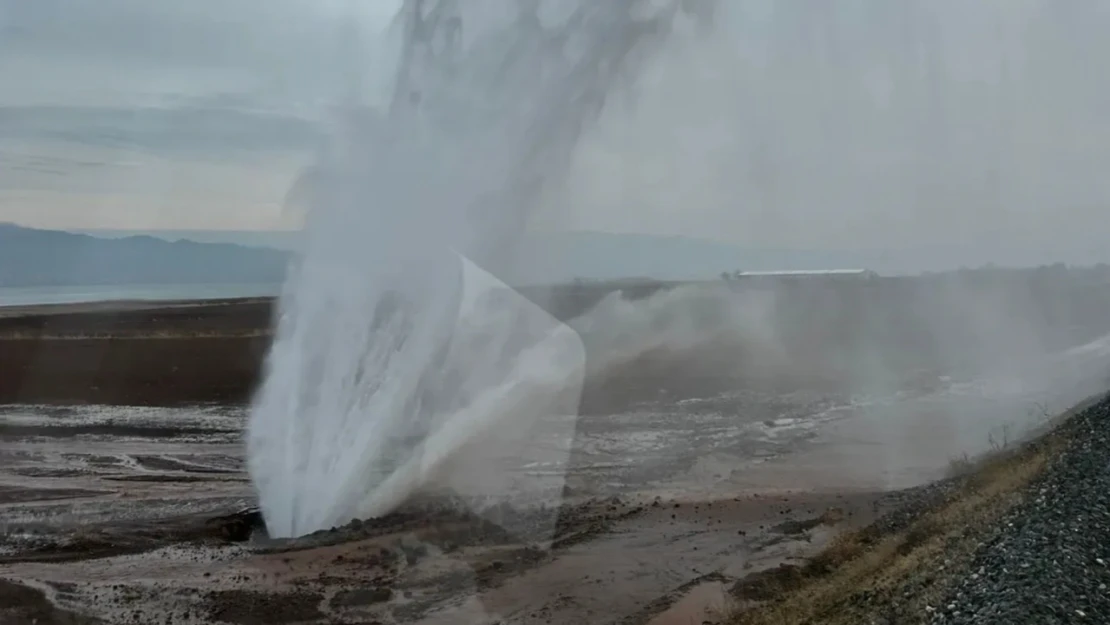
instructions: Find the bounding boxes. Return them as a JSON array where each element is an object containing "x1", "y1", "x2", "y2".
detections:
[{"x1": 930, "y1": 400, "x2": 1110, "y2": 624}]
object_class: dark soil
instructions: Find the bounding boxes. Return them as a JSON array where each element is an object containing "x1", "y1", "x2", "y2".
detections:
[
  {"x1": 0, "y1": 422, "x2": 242, "y2": 440},
  {"x1": 0, "y1": 579, "x2": 105, "y2": 625},
  {"x1": 0, "y1": 294, "x2": 272, "y2": 406},
  {"x1": 0, "y1": 485, "x2": 109, "y2": 504},
  {"x1": 0, "y1": 335, "x2": 270, "y2": 405},
  {"x1": 4, "y1": 293, "x2": 1107, "y2": 624},
  {"x1": 0, "y1": 296, "x2": 657, "y2": 409},
  {"x1": 0, "y1": 509, "x2": 266, "y2": 565},
  {"x1": 0, "y1": 299, "x2": 273, "y2": 336},
  {"x1": 0, "y1": 300, "x2": 808, "y2": 413},
  {"x1": 249, "y1": 493, "x2": 646, "y2": 557},
  {"x1": 0, "y1": 296, "x2": 717, "y2": 411},
  {"x1": 206, "y1": 590, "x2": 325, "y2": 625}
]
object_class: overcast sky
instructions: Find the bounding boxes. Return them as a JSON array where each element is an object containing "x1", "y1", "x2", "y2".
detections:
[
  {"x1": 2, "y1": 0, "x2": 1110, "y2": 268},
  {"x1": 0, "y1": 0, "x2": 397, "y2": 231}
]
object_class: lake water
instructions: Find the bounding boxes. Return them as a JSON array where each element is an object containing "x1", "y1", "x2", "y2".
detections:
[{"x1": 0, "y1": 283, "x2": 282, "y2": 307}]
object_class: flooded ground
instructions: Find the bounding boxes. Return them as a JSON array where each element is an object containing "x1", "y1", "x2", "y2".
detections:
[
  {"x1": 4, "y1": 317, "x2": 1110, "y2": 624},
  {"x1": 0, "y1": 393, "x2": 901, "y2": 625},
  {"x1": 2, "y1": 269, "x2": 1110, "y2": 623},
  {"x1": 3, "y1": 367, "x2": 1087, "y2": 624}
]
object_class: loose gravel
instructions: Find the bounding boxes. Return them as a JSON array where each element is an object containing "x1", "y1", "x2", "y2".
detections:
[{"x1": 932, "y1": 398, "x2": 1110, "y2": 624}]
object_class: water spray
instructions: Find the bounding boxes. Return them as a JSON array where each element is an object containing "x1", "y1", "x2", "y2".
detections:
[{"x1": 247, "y1": 0, "x2": 717, "y2": 538}]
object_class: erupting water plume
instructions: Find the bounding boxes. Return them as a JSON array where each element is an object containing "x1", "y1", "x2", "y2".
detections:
[{"x1": 247, "y1": 0, "x2": 716, "y2": 538}]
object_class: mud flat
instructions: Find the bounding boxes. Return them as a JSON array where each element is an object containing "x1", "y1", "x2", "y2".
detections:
[
  {"x1": 1, "y1": 298, "x2": 1107, "y2": 624},
  {"x1": 0, "y1": 384, "x2": 1063, "y2": 625},
  {"x1": 0, "y1": 395, "x2": 895, "y2": 625}
]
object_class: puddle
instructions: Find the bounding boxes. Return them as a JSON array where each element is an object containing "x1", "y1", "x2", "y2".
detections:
[{"x1": 646, "y1": 581, "x2": 730, "y2": 625}]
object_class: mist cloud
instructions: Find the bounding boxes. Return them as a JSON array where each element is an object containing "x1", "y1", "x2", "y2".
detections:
[
  {"x1": 560, "y1": 0, "x2": 1110, "y2": 267},
  {"x1": 3, "y1": 0, "x2": 1110, "y2": 269}
]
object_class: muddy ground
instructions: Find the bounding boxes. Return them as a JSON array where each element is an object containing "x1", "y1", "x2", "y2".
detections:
[
  {"x1": 0, "y1": 296, "x2": 835, "y2": 411},
  {"x1": 0, "y1": 395, "x2": 902, "y2": 625},
  {"x1": 0, "y1": 297, "x2": 1098, "y2": 624}
]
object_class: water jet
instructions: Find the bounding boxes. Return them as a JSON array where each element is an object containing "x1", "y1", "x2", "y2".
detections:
[{"x1": 247, "y1": 0, "x2": 715, "y2": 538}]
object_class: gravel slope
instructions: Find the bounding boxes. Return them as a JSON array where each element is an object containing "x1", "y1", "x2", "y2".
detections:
[{"x1": 932, "y1": 399, "x2": 1110, "y2": 624}]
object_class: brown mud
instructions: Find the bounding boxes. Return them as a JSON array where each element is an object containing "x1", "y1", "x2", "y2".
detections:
[{"x1": 0, "y1": 485, "x2": 896, "y2": 624}]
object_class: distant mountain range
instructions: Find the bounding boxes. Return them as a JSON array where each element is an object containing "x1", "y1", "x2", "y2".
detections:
[
  {"x1": 0, "y1": 223, "x2": 289, "y2": 288},
  {"x1": 10, "y1": 224, "x2": 1101, "y2": 289},
  {"x1": 68, "y1": 227, "x2": 886, "y2": 285},
  {"x1": 70, "y1": 228, "x2": 302, "y2": 252}
]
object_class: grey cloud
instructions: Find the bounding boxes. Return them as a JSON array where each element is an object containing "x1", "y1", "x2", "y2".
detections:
[
  {"x1": 0, "y1": 105, "x2": 321, "y2": 156},
  {"x1": 0, "y1": 0, "x2": 392, "y2": 111},
  {"x1": 2, "y1": 0, "x2": 337, "y2": 64}
]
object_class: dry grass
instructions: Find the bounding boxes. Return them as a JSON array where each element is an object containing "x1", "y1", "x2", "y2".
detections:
[
  {"x1": 727, "y1": 426, "x2": 1067, "y2": 625},
  {"x1": 944, "y1": 421, "x2": 1017, "y2": 479}
]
